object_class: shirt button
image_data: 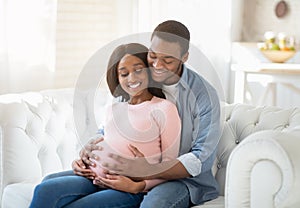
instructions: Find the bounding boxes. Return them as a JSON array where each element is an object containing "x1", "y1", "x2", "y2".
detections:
[{"x1": 235, "y1": 139, "x2": 240, "y2": 144}]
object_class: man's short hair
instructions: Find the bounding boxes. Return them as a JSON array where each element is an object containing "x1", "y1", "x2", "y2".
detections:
[{"x1": 151, "y1": 20, "x2": 190, "y2": 55}]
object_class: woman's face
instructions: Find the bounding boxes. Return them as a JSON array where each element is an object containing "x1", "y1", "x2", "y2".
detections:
[{"x1": 117, "y1": 54, "x2": 149, "y2": 98}]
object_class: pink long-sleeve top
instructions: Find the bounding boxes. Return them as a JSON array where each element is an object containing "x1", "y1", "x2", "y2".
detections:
[{"x1": 91, "y1": 96, "x2": 181, "y2": 191}]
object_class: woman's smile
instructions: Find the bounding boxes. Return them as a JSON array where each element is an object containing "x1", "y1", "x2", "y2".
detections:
[{"x1": 128, "y1": 82, "x2": 142, "y2": 89}]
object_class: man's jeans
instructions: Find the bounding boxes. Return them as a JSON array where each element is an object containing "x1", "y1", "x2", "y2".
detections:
[{"x1": 29, "y1": 170, "x2": 190, "y2": 208}]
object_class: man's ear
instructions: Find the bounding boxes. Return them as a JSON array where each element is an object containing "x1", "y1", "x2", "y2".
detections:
[{"x1": 181, "y1": 52, "x2": 189, "y2": 63}]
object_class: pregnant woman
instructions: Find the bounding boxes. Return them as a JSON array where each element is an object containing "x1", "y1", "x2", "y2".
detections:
[{"x1": 29, "y1": 42, "x2": 181, "y2": 208}]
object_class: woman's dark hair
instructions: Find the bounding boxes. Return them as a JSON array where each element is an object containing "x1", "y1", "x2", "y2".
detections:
[
  {"x1": 106, "y1": 43, "x2": 165, "y2": 101},
  {"x1": 151, "y1": 20, "x2": 190, "y2": 56}
]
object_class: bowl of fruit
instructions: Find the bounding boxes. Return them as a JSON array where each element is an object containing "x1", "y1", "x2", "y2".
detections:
[
  {"x1": 258, "y1": 32, "x2": 296, "y2": 63},
  {"x1": 260, "y1": 49, "x2": 296, "y2": 63}
]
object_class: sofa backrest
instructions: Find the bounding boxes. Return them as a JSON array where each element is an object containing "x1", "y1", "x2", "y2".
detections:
[
  {"x1": 0, "y1": 90, "x2": 75, "y2": 192},
  {"x1": 214, "y1": 103, "x2": 300, "y2": 196},
  {"x1": 0, "y1": 88, "x2": 112, "y2": 200}
]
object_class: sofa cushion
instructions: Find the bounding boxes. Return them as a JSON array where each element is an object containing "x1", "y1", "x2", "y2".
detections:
[
  {"x1": 192, "y1": 196, "x2": 224, "y2": 208},
  {"x1": 2, "y1": 182, "x2": 37, "y2": 208}
]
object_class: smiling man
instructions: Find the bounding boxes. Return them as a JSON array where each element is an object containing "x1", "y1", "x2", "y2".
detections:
[{"x1": 98, "y1": 20, "x2": 222, "y2": 207}]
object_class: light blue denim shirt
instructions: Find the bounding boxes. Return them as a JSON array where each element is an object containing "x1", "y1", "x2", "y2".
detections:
[{"x1": 174, "y1": 65, "x2": 221, "y2": 204}]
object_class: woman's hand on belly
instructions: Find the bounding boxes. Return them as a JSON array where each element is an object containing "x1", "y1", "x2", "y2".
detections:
[
  {"x1": 79, "y1": 137, "x2": 104, "y2": 167},
  {"x1": 72, "y1": 159, "x2": 96, "y2": 179}
]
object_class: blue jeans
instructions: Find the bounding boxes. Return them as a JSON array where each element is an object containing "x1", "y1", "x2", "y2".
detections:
[
  {"x1": 29, "y1": 171, "x2": 144, "y2": 208},
  {"x1": 29, "y1": 170, "x2": 190, "y2": 208},
  {"x1": 141, "y1": 180, "x2": 190, "y2": 208}
]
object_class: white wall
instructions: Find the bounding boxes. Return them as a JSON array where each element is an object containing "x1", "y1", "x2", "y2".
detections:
[
  {"x1": 242, "y1": 0, "x2": 300, "y2": 42},
  {"x1": 231, "y1": 0, "x2": 300, "y2": 108},
  {"x1": 3, "y1": 0, "x2": 299, "y2": 108},
  {"x1": 55, "y1": 0, "x2": 135, "y2": 89}
]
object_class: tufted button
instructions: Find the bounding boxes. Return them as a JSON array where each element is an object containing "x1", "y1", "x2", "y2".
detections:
[
  {"x1": 284, "y1": 124, "x2": 289, "y2": 128},
  {"x1": 254, "y1": 121, "x2": 259, "y2": 125},
  {"x1": 217, "y1": 163, "x2": 222, "y2": 169},
  {"x1": 235, "y1": 139, "x2": 240, "y2": 144}
]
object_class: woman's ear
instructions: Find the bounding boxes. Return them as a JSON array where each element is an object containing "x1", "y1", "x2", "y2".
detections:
[{"x1": 182, "y1": 52, "x2": 189, "y2": 63}]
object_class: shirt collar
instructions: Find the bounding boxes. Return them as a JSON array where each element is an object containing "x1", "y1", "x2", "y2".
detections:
[{"x1": 177, "y1": 64, "x2": 189, "y2": 90}]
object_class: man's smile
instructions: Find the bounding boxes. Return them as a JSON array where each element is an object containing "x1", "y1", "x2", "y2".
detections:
[{"x1": 151, "y1": 68, "x2": 168, "y2": 74}]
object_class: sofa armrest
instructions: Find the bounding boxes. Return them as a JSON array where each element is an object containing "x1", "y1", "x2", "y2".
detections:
[{"x1": 225, "y1": 130, "x2": 300, "y2": 208}]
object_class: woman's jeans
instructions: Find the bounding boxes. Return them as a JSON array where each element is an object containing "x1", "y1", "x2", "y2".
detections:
[
  {"x1": 29, "y1": 170, "x2": 190, "y2": 208},
  {"x1": 29, "y1": 171, "x2": 144, "y2": 208}
]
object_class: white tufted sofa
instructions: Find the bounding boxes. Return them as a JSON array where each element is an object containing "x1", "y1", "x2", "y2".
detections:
[{"x1": 0, "y1": 88, "x2": 300, "y2": 208}]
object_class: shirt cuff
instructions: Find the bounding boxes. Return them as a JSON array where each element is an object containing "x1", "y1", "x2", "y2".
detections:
[{"x1": 177, "y1": 152, "x2": 202, "y2": 177}]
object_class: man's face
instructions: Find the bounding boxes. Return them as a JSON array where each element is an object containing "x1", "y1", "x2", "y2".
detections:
[{"x1": 148, "y1": 36, "x2": 187, "y2": 85}]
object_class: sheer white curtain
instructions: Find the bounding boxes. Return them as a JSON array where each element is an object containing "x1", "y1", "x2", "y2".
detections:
[
  {"x1": 0, "y1": 0, "x2": 56, "y2": 94},
  {"x1": 134, "y1": 0, "x2": 232, "y2": 102}
]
